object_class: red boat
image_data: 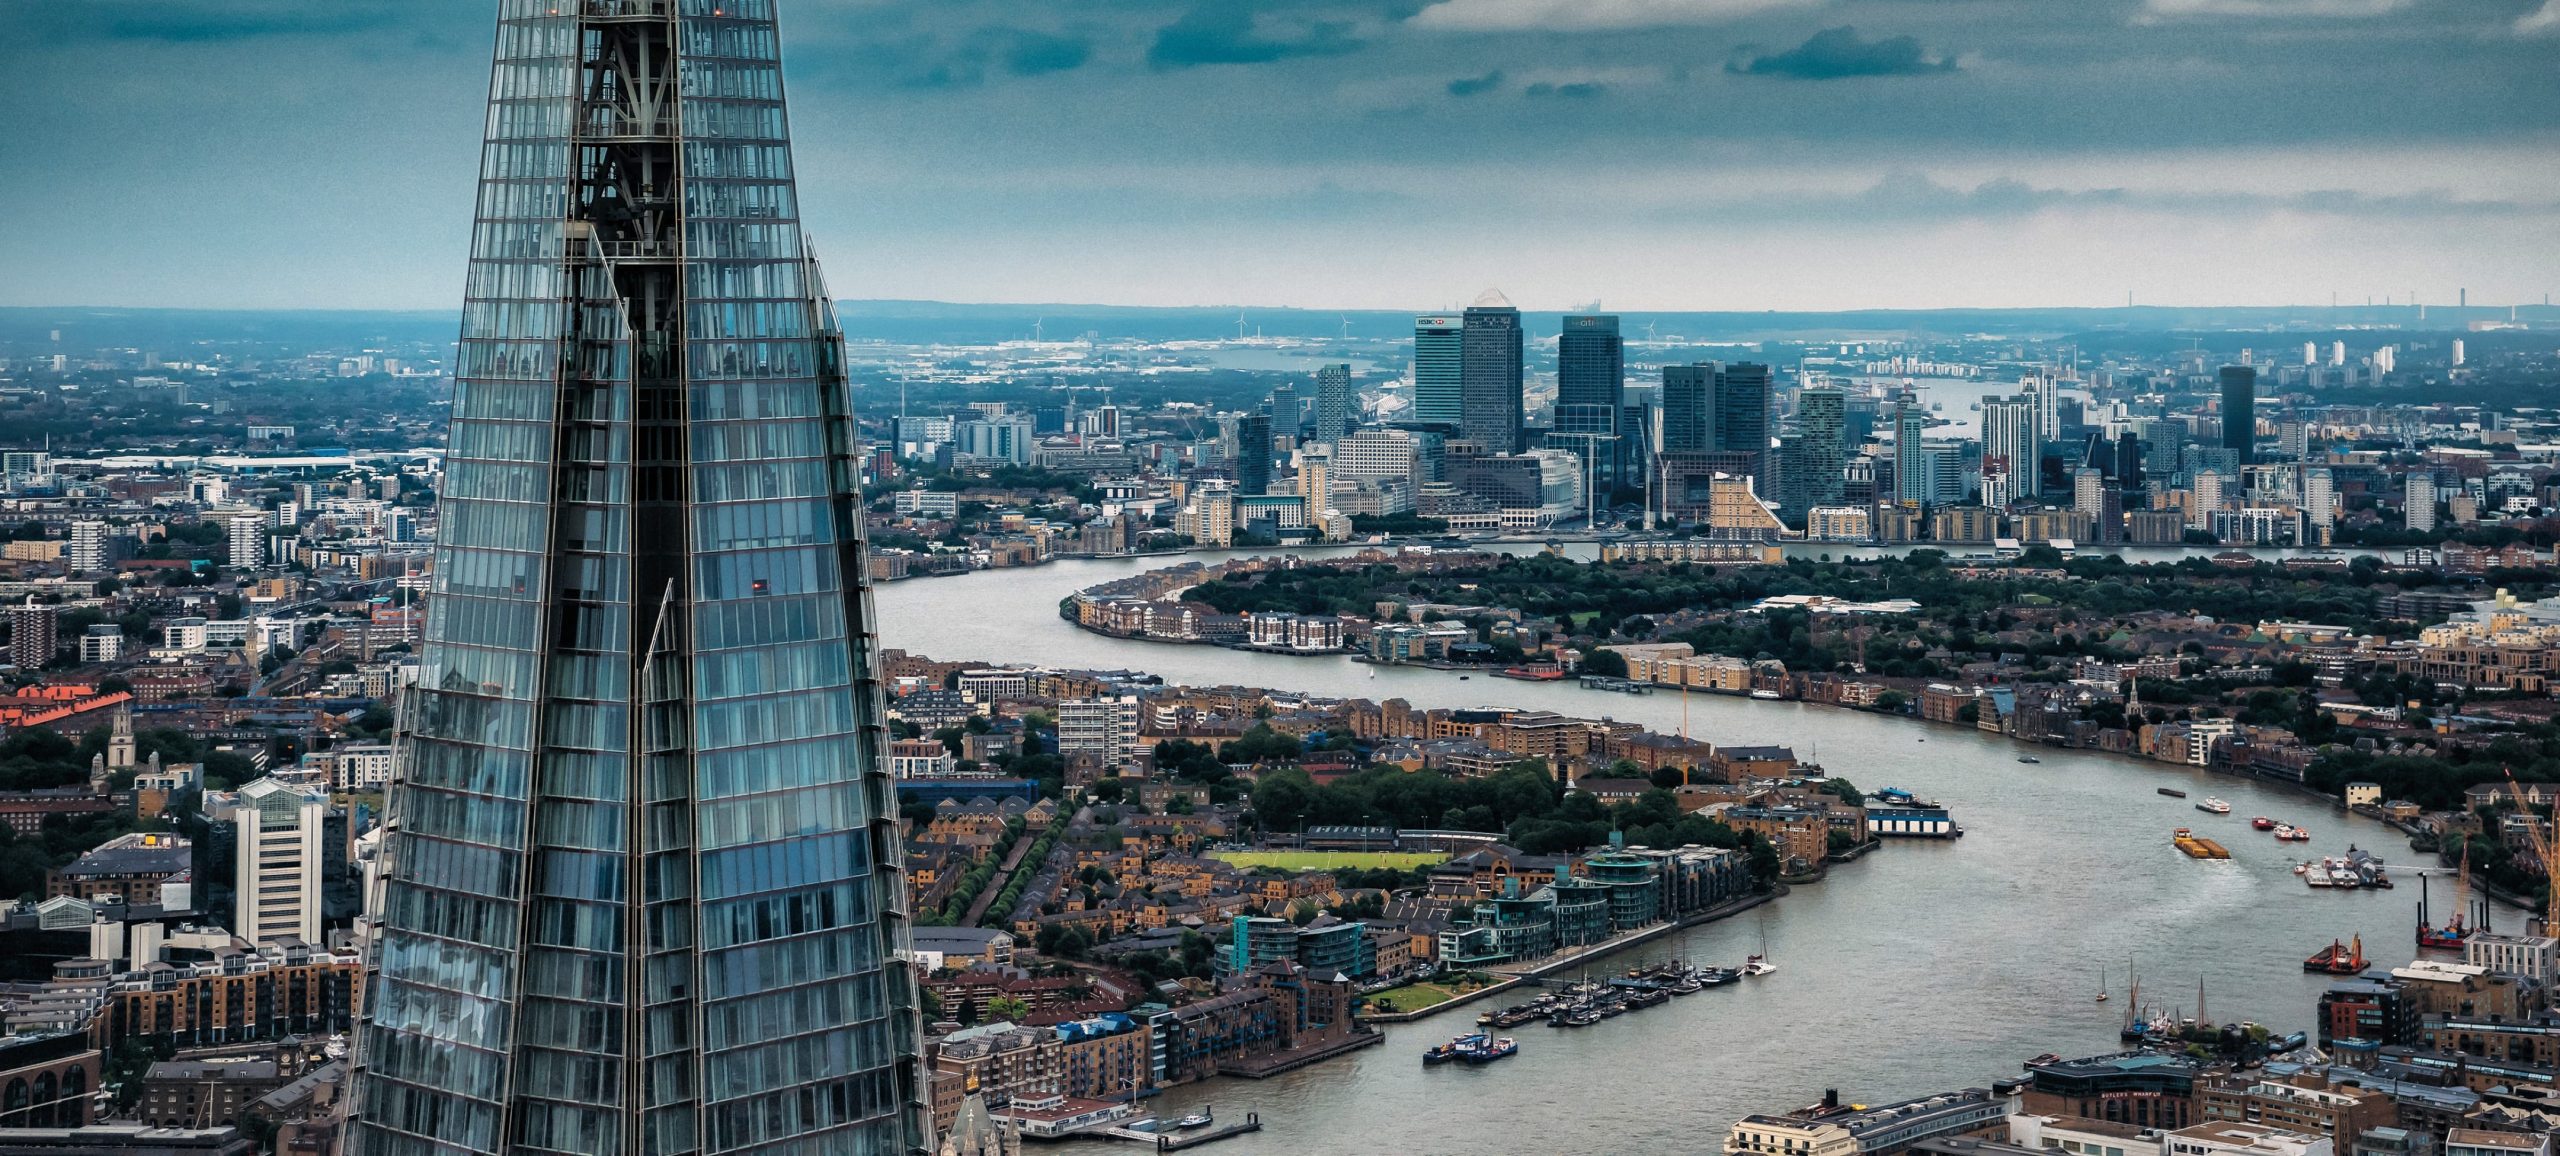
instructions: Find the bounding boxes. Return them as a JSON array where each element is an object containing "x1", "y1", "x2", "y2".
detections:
[
  {"x1": 1497, "y1": 665, "x2": 1567, "y2": 681},
  {"x1": 2252, "y1": 817, "x2": 2275, "y2": 830},
  {"x1": 2304, "y1": 935, "x2": 2368, "y2": 975},
  {"x1": 2285, "y1": 827, "x2": 2311, "y2": 841}
]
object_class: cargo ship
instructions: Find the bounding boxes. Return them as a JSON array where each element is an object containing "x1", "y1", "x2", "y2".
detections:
[
  {"x1": 2304, "y1": 935, "x2": 2368, "y2": 975},
  {"x1": 2173, "y1": 828, "x2": 2231, "y2": 859}
]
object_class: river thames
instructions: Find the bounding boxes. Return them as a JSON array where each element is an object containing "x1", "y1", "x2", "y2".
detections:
[{"x1": 874, "y1": 548, "x2": 2479, "y2": 1156}]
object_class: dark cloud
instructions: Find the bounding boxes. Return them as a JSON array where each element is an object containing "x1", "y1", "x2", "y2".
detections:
[
  {"x1": 1524, "y1": 81, "x2": 1607, "y2": 98},
  {"x1": 9, "y1": 1, "x2": 422, "y2": 43},
  {"x1": 1147, "y1": 3, "x2": 1360, "y2": 69},
  {"x1": 1000, "y1": 29, "x2": 1094, "y2": 76},
  {"x1": 1729, "y1": 26, "x2": 1959, "y2": 80},
  {"x1": 1447, "y1": 70, "x2": 1504, "y2": 96},
  {"x1": 873, "y1": 26, "x2": 1096, "y2": 89}
]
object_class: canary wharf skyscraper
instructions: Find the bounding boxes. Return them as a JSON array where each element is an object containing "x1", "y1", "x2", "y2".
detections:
[{"x1": 347, "y1": 3, "x2": 927, "y2": 1154}]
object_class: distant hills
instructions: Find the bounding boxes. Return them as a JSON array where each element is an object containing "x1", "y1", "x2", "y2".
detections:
[{"x1": 2, "y1": 301, "x2": 2549, "y2": 353}]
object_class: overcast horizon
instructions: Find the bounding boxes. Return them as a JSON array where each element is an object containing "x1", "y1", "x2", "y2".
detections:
[{"x1": 5, "y1": 0, "x2": 2556, "y2": 314}]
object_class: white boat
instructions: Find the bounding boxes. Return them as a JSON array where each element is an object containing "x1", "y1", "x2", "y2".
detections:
[
  {"x1": 1750, "y1": 689, "x2": 1782, "y2": 700},
  {"x1": 2195, "y1": 797, "x2": 2232, "y2": 815},
  {"x1": 1742, "y1": 954, "x2": 1776, "y2": 976}
]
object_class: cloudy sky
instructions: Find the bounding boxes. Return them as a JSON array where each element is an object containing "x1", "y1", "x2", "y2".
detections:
[{"x1": 3, "y1": 0, "x2": 2555, "y2": 312}]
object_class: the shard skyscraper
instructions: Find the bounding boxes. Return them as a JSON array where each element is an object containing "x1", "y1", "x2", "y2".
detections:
[{"x1": 348, "y1": 3, "x2": 926, "y2": 1153}]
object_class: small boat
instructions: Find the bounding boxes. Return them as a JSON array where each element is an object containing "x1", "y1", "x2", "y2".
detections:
[
  {"x1": 2157, "y1": 787, "x2": 2188, "y2": 798},
  {"x1": 1459, "y1": 675, "x2": 1471, "y2": 680},
  {"x1": 2196, "y1": 797, "x2": 2232, "y2": 815},
  {"x1": 1742, "y1": 954, "x2": 1776, "y2": 977},
  {"x1": 1424, "y1": 1034, "x2": 1487, "y2": 1065},
  {"x1": 2285, "y1": 827, "x2": 2311, "y2": 842},
  {"x1": 2096, "y1": 968, "x2": 2109, "y2": 1003},
  {"x1": 2028, "y1": 1053, "x2": 2063, "y2": 1067},
  {"x1": 2017, "y1": 755, "x2": 2042, "y2": 764},
  {"x1": 1457, "y1": 1037, "x2": 1518, "y2": 1064},
  {"x1": 1174, "y1": 1109, "x2": 1215, "y2": 1129},
  {"x1": 1750, "y1": 689, "x2": 1782, "y2": 700},
  {"x1": 2253, "y1": 817, "x2": 2275, "y2": 830}
]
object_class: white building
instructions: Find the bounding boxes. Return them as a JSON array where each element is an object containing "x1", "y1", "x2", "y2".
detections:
[
  {"x1": 2468, "y1": 933, "x2": 2560, "y2": 983},
  {"x1": 328, "y1": 743, "x2": 398, "y2": 792},
  {"x1": 1055, "y1": 695, "x2": 1140, "y2": 771},
  {"x1": 2167, "y1": 1122, "x2": 2332, "y2": 1156},
  {"x1": 226, "y1": 511, "x2": 266, "y2": 570},
  {"x1": 231, "y1": 778, "x2": 327, "y2": 946},
  {"x1": 2406, "y1": 473, "x2": 2438, "y2": 533},
  {"x1": 67, "y1": 521, "x2": 106, "y2": 573}
]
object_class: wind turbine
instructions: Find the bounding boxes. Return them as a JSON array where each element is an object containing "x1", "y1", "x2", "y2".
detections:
[
  {"x1": 1340, "y1": 316, "x2": 1352, "y2": 340},
  {"x1": 1237, "y1": 311, "x2": 1249, "y2": 341},
  {"x1": 1033, "y1": 317, "x2": 1045, "y2": 343}
]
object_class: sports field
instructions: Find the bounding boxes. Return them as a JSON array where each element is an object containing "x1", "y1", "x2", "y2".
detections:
[{"x1": 1210, "y1": 850, "x2": 1445, "y2": 872}]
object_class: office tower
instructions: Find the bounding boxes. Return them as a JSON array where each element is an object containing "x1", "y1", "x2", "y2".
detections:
[
  {"x1": 7, "y1": 599, "x2": 56, "y2": 670},
  {"x1": 67, "y1": 521, "x2": 106, "y2": 573},
  {"x1": 1554, "y1": 315, "x2": 1623, "y2": 488},
  {"x1": 1715, "y1": 364, "x2": 1772, "y2": 457},
  {"x1": 1313, "y1": 363, "x2": 1353, "y2": 445},
  {"x1": 957, "y1": 416, "x2": 1034, "y2": 464},
  {"x1": 1235, "y1": 412, "x2": 1274, "y2": 494},
  {"x1": 348, "y1": 5, "x2": 928, "y2": 1154},
  {"x1": 1459, "y1": 291, "x2": 1524, "y2": 453},
  {"x1": 1980, "y1": 396, "x2": 2039, "y2": 507},
  {"x1": 2406, "y1": 473, "x2": 2438, "y2": 533},
  {"x1": 2219, "y1": 366, "x2": 2257, "y2": 465},
  {"x1": 1336, "y1": 427, "x2": 1420, "y2": 486},
  {"x1": 1660, "y1": 364, "x2": 1716, "y2": 455},
  {"x1": 232, "y1": 778, "x2": 325, "y2": 946},
  {"x1": 1412, "y1": 315, "x2": 1463, "y2": 427},
  {"x1": 226, "y1": 511, "x2": 265, "y2": 571},
  {"x1": 1892, "y1": 397, "x2": 1929, "y2": 507},
  {"x1": 1794, "y1": 385, "x2": 1846, "y2": 509}
]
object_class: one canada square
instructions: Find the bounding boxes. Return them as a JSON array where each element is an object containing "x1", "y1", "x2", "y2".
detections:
[{"x1": 347, "y1": 3, "x2": 927, "y2": 1154}]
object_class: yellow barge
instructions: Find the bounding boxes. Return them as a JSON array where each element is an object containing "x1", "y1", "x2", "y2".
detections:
[{"x1": 2173, "y1": 828, "x2": 2231, "y2": 859}]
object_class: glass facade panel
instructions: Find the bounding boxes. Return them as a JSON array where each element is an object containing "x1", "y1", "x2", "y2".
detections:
[{"x1": 350, "y1": 5, "x2": 923, "y2": 1154}]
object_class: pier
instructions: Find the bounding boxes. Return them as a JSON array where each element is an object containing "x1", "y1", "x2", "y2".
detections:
[{"x1": 1095, "y1": 1112, "x2": 1264, "y2": 1150}]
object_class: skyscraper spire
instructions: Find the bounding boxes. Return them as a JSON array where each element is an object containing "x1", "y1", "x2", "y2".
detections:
[{"x1": 346, "y1": 3, "x2": 926, "y2": 1153}]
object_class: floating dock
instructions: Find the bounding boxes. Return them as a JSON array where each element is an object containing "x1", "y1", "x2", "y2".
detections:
[{"x1": 1097, "y1": 1113, "x2": 1263, "y2": 1150}]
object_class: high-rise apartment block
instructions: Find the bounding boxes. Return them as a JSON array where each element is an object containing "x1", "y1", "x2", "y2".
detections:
[{"x1": 350, "y1": 4, "x2": 928, "y2": 1152}]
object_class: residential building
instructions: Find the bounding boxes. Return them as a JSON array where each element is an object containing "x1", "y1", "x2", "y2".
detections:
[
  {"x1": 1057, "y1": 695, "x2": 1141, "y2": 771},
  {"x1": 1313, "y1": 363, "x2": 1352, "y2": 445}
]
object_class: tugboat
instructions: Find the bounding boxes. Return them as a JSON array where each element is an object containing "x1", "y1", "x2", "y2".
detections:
[
  {"x1": 1425, "y1": 1034, "x2": 1487, "y2": 1065},
  {"x1": 2304, "y1": 935, "x2": 2368, "y2": 975}
]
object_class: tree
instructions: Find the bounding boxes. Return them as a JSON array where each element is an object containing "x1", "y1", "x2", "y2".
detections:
[
  {"x1": 1288, "y1": 899, "x2": 1320, "y2": 926},
  {"x1": 985, "y1": 995, "x2": 1032, "y2": 1023},
  {"x1": 1580, "y1": 648, "x2": 1629, "y2": 677}
]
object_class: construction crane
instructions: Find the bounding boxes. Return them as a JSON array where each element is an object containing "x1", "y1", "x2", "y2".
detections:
[{"x1": 2504, "y1": 767, "x2": 2560, "y2": 934}]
